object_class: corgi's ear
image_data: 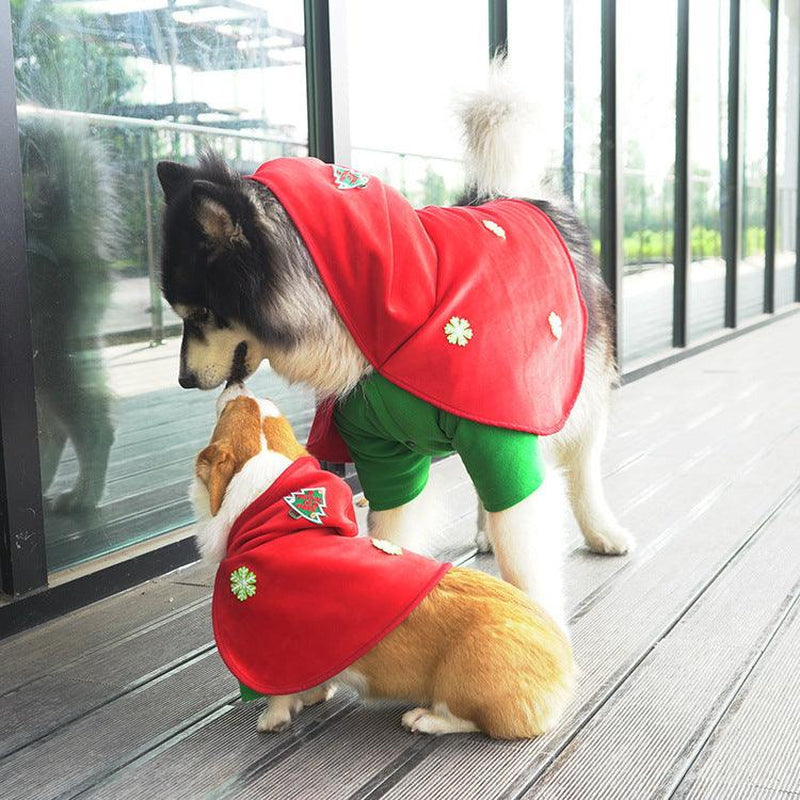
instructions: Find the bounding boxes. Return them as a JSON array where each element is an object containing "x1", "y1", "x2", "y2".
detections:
[
  {"x1": 196, "y1": 442, "x2": 236, "y2": 516},
  {"x1": 263, "y1": 416, "x2": 308, "y2": 461},
  {"x1": 191, "y1": 181, "x2": 250, "y2": 249}
]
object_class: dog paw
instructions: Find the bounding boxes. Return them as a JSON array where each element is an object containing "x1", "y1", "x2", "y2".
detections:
[
  {"x1": 257, "y1": 697, "x2": 304, "y2": 733},
  {"x1": 475, "y1": 530, "x2": 493, "y2": 554},
  {"x1": 401, "y1": 707, "x2": 432, "y2": 732},
  {"x1": 301, "y1": 684, "x2": 337, "y2": 706},
  {"x1": 53, "y1": 490, "x2": 100, "y2": 514},
  {"x1": 584, "y1": 526, "x2": 635, "y2": 556}
]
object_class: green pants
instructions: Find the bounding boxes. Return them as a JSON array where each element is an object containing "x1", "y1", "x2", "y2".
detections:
[{"x1": 333, "y1": 373, "x2": 545, "y2": 512}]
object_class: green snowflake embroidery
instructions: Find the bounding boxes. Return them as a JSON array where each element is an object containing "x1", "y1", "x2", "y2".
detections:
[
  {"x1": 230, "y1": 566, "x2": 257, "y2": 602},
  {"x1": 332, "y1": 165, "x2": 370, "y2": 190},
  {"x1": 444, "y1": 316, "x2": 474, "y2": 347}
]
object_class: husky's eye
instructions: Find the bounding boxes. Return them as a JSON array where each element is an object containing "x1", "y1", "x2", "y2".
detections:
[{"x1": 194, "y1": 307, "x2": 211, "y2": 323}]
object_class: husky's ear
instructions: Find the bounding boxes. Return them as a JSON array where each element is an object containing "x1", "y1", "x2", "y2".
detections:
[
  {"x1": 191, "y1": 180, "x2": 250, "y2": 249},
  {"x1": 157, "y1": 161, "x2": 194, "y2": 203},
  {"x1": 196, "y1": 442, "x2": 236, "y2": 516}
]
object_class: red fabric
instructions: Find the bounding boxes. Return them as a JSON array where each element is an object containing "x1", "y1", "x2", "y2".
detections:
[
  {"x1": 212, "y1": 456, "x2": 450, "y2": 695},
  {"x1": 247, "y1": 158, "x2": 587, "y2": 462}
]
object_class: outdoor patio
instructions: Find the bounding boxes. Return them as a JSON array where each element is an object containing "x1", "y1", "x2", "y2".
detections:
[{"x1": 1, "y1": 311, "x2": 799, "y2": 800}]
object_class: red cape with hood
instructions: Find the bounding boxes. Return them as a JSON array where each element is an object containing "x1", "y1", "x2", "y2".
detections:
[
  {"x1": 247, "y1": 158, "x2": 587, "y2": 462},
  {"x1": 212, "y1": 456, "x2": 450, "y2": 695}
]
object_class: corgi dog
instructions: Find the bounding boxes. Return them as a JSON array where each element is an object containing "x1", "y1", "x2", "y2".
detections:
[{"x1": 191, "y1": 383, "x2": 575, "y2": 739}]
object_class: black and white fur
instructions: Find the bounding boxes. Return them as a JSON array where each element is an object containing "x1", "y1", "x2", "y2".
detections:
[{"x1": 157, "y1": 67, "x2": 633, "y2": 630}]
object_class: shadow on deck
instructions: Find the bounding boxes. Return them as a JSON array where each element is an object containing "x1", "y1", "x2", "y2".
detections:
[{"x1": 1, "y1": 313, "x2": 799, "y2": 800}]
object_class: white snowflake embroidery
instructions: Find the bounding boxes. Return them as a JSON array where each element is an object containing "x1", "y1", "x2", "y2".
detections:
[
  {"x1": 548, "y1": 311, "x2": 563, "y2": 340},
  {"x1": 444, "y1": 316, "x2": 474, "y2": 347},
  {"x1": 482, "y1": 219, "x2": 506, "y2": 239},
  {"x1": 230, "y1": 566, "x2": 257, "y2": 602},
  {"x1": 371, "y1": 538, "x2": 403, "y2": 555}
]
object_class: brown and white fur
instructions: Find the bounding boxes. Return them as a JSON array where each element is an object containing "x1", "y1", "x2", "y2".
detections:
[
  {"x1": 192, "y1": 383, "x2": 575, "y2": 738},
  {"x1": 161, "y1": 62, "x2": 633, "y2": 633}
]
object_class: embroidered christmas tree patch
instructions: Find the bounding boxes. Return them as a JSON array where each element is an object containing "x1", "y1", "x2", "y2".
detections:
[
  {"x1": 230, "y1": 565, "x2": 257, "y2": 602},
  {"x1": 332, "y1": 165, "x2": 369, "y2": 190},
  {"x1": 283, "y1": 487, "x2": 328, "y2": 524}
]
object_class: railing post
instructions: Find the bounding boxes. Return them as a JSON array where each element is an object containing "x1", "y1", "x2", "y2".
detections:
[
  {"x1": 764, "y1": 0, "x2": 779, "y2": 314},
  {"x1": 724, "y1": 0, "x2": 743, "y2": 328},
  {"x1": 488, "y1": 0, "x2": 508, "y2": 59},
  {"x1": 673, "y1": 0, "x2": 691, "y2": 347},
  {"x1": 601, "y1": 0, "x2": 623, "y2": 362}
]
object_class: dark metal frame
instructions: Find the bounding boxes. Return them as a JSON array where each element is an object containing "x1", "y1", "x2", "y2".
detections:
[
  {"x1": 672, "y1": 0, "x2": 690, "y2": 348},
  {"x1": 764, "y1": 0, "x2": 779, "y2": 314},
  {"x1": 1, "y1": 0, "x2": 799, "y2": 629},
  {"x1": 304, "y1": 0, "x2": 334, "y2": 162},
  {"x1": 600, "y1": 0, "x2": 624, "y2": 360},
  {"x1": 724, "y1": 0, "x2": 743, "y2": 329},
  {"x1": 0, "y1": 0, "x2": 47, "y2": 599},
  {"x1": 488, "y1": 0, "x2": 508, "y2": 59}
]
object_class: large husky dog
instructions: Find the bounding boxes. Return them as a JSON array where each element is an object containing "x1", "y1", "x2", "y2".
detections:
[
  {"x1": 20, "y1": 116, "x2": 116, "y2": 512},
  {"x1": 158, "y1": 73, "x2": 633, "y2": 629}
]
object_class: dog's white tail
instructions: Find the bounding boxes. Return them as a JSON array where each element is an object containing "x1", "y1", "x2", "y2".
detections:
[{"x1": 456, "y1": 57, "x2": 541, "y2": 199}]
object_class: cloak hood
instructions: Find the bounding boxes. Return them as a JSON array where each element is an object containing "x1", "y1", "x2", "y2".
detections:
[
  {"x1": 247, "y1": 158, "x2": 587, "y2": 461},
  {"x1": 212, "y1": 456, "x2": 450, "y2": 695}
]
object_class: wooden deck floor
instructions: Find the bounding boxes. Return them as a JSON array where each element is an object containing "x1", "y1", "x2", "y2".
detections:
[{"x1": 1, "y1": 312, "x2": 799, "y2": 800}]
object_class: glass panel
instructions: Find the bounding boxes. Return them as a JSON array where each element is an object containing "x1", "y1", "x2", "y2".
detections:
[
  {"x1": 688, "y1": 0, "x2": 729, "y2": 340},
  {"x1": 618, "y1": 0, "x2": 678, "y2": 365},
  {"x1": 738, "y1": 0, "x2": 770, "y2": 321},
  {"x1": 346, "y1": 0, "x2": 486, "y2": 205},
  {"x1": 776, "y1": 1, "x2": 799, "y2": 308},
  {"x1": 13, "y1": 0, "x2": 312, "y2": 571},
  {"x1": 508, "y1": 0, "x2": 603, "y2": 241}
]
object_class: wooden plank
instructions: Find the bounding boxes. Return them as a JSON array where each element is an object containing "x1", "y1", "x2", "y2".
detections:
[
  {"x1": 78, "y1": 691, "x2": 362, "y2": 800},
  {"x1": 0, "y1": 571, "x2": 208, "y2": 693},
  {"x1": 0, "y1": 601, "x2": 212, "y2": 757},
  {"x1": 0, "y1": 651, "x2": 235, "y2": 800},
  {"x1": 517, "y1": 492, "x2": 800, "y2": 798},
  {"x1": 673, "y1": 600, "x2": 800, "y2": 798},
  {"x1": 368, "y1": 461, "x2": 800, "y2": 798}
]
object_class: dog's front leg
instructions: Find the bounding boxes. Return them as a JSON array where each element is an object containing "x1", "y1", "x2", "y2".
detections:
[
  {"x1": 367, "y1": 483, "x2": 435, "y2": 555},
  {"x1": 485, "y1": 472, "x2": 567, "y2": 632},
  {"x1": 257, "y1": 694, "x2": 305, "y2": 733}
]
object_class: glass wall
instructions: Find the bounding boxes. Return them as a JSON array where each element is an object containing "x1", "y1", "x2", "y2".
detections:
[
  {"x1": 688, "y1": 0, "x2": 729, "y2": 340},
  {"x1": 738, "y1": 0, "x2": 771, "y2": 321},
  {"x1": 618, "y1": 0, "x2": 678, "y2": 365},
  {"x1": 508, "y1": 0, "x2": 603, "y2": 243},
  {"x1": 12, "y1": 0, "x2": 313, "y2": 572},
  {"x1": 345, "y1": 0, "x2": 486, "y2": 206},
  {"x1": 776, "y1": 0, "x2": 800, "y2": 308}
]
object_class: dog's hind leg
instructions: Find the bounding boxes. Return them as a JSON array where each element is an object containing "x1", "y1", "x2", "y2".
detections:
[
  {"x1": 546, "y1": 344, "x2": 634, "y2": 555},
  {"x1": 485, "y1": 472, "x2": 567, "y2": 632}
]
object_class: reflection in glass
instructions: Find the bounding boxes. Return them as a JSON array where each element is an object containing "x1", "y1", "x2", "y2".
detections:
[
  {"x1": 13, "y1": 0, "x2": 311, "y2": 571},
  {"x1": 688, "y1": 0, "x2": 729, "y2": 340},
  {"x1": 775, "y1": 2, "x2": 799, "y2": 308},
  {"x1": 618, "y1": 0, "x2": 677, "y2": 365},
  {"x1": 738, "y1": 0, "x2": 770, "y2": 322}
]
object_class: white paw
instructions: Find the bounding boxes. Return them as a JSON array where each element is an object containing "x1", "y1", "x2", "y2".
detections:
[
  {"x1": 257, "y1": 697, "x2": 303, "y2": 733},
  {"x1": 475, "y1": 530, "x2": 493, "y2": 554},
  {"x1": 401, "y1": 707, "x2": 430, "y2": 732},
  {"x1": 584, "y1": 525, "x2": 635, "y2": 556},
  {"x1": 301, "y1": 684, "x2": 337, "y2": 706}
]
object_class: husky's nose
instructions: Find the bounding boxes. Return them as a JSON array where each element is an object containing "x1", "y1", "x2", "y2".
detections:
[{"x1": 179, "y1": 371, "x2": 198, "y2": 389}]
